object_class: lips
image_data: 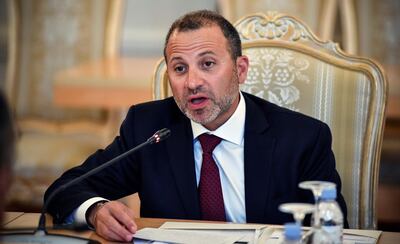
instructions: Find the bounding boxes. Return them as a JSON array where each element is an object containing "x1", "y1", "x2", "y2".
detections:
[{"x1": 188, "y1": 95, "x2": 209, "y2": 110}]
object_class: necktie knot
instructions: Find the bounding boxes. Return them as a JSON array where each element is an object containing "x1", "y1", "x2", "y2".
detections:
[{"x1": 198, "y1": 134, "x2": 222, "y2": 154}]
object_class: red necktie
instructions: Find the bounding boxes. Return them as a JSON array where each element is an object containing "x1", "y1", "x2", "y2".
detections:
[{"x1": 198, "y1": 133, "x2": 226, "y2": 221}]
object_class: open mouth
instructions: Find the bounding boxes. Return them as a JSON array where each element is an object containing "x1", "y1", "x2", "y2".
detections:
[
  {"x1": 190, "y1": 97, "x2": 207, "y2": 104},
  {"x1": 188, "y1": 96, "x2": 209, "y2": 109}
]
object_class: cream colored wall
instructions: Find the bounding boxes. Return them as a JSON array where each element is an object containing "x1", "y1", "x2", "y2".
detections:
[{"x1": 120, "y1": 0, "x2": 217, "y2": 56}]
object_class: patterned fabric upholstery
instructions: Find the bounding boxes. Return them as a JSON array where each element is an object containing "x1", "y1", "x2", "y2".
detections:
[{"x1": 152, "y1": 12, "x2": 387, "y2": 229}]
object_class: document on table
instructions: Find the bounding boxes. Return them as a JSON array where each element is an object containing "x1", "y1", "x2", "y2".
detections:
[
  {"x1": 133, "y1": 228, "x2": 244, "y2": 244},
  {"x1": 343, "y1": 229, "x2": 382, "y2": 239},
  {"x1": 132, "y1": 222, "x2": 382, "y2": 244},
  {"x1": 343, "y1": 229, "x2": 382, "y2": 244},
  {"x1": 132, "y1": 221, "x2": 274, "y2": 244},
  {"x1": 266, "y1": 229, "x2": 382, "y2": 244}
]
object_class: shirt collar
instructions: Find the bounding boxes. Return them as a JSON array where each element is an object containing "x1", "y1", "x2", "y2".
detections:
[{"x1": 191, "y1": 92, "x2": 246, "y2": 145}]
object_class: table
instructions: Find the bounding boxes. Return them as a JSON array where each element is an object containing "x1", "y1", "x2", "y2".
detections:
[
  {"x1": 53, "y1": 57, "x2": 161, "y2": 137},
  {"x1": 2, "y1": 213, "x2": 400, "y2": 244},
  {"x1": 2, "y1": 212, "x2": 24, "y2": 227},
  {"x1": 54, "y1": 57, "x2": 160, "y2": 109}
]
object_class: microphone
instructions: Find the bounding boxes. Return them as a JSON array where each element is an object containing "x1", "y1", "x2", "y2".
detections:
[{"x1": 1, "y1": 128, "x2": 171, "y2": 244}]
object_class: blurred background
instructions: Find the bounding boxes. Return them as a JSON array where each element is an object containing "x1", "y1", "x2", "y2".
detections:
[{"x1": 0, "y1": 0, "x2": 399, "y2": 231}]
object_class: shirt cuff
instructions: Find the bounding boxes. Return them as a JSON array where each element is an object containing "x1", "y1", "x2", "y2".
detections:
[{"x1": 74, "y1": 197, "x2": 109, "y2": 225}]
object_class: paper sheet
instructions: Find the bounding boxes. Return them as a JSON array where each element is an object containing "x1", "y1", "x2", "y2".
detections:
[
  {"x1": 160, "y1": 221, "x2": 271, "y2": 244},
  {"x1": 133, "y1": 228, "x2": 245, "y2": 244},
  {"x1": 133, "y1": 221, "x2": 382, "y2": 244},
  {"x1": 344, "y1": 229, "x2": 382, "y2": 239},
  {"x1": 160, "y1": 221, "x2": 267, "y2": 230},
  {"x1": 268, "y1": 229, "x2": 381, "y2": 244}
]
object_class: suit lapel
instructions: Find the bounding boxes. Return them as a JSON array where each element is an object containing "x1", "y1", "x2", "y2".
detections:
[
  {"x1": 243, "y1": 95, "x2": 276, "y2": 223},
  {"x1": 165, "y1": 111, "x2": 201, "y2": 219}
]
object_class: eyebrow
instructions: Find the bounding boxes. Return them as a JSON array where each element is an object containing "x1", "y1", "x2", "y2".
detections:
[
  {"x1": 169, "y1": 56, "x2": 184, "y2": 63},
  {"x1": 168, "y1": 50, "x2": 217, "y2": 63}
]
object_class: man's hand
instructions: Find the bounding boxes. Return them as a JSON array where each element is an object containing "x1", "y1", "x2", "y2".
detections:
[{"x1": 88, "y1": 201, "x2": 137, "y2": 242}]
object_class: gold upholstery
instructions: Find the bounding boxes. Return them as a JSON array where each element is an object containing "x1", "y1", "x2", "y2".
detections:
[
  {"x1": 152, "y1": 12, "x2": 388, "y2": 229},
  {"x1": 5, "y1": 0, "x2": 124, "y2": 210}
]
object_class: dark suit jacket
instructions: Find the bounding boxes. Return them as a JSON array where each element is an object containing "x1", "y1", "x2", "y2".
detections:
[{"x1": 45, "y1": 92, "x2": 347, "y2": 226}]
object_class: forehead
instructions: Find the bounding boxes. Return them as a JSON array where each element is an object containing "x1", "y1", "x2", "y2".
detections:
[{"x1": 165, "y1": 25, "x2": 229, "y2": 61}]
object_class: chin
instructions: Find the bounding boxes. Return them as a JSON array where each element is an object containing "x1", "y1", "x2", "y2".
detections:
[{"x1": 187, "y1": 113, "x2": 208, "y2": 124}]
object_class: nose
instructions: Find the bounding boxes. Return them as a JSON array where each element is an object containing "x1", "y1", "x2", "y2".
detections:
[{"x1": 185, "y1": 68, "x2": 203, "y2": 91}]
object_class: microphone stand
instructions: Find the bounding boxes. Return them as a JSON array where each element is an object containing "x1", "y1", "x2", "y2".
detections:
[{"x1": 0, "y1": 128, "x2": 171, "y2": 244}]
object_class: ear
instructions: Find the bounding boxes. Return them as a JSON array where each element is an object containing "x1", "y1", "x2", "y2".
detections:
[{"x1": 236, "y1": 55, "x2": 249, "y2": 84}]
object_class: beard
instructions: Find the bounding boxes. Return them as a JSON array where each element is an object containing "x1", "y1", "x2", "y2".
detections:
[{"x1": 173, "y1": 69, "x2": 240, "y2": 126}]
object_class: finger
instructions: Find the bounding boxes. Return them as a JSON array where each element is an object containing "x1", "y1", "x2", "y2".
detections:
[
  {"x1": 124, "y1": 208, "x2": 137, "y2": 233},
  {"x1": 96, "y1": 219, "x2": 132, "y2": 242},
  {"x1": 96, "y1": 205, "x2": 134, "y2": 242},
  {"x1": 99, "y1": 213, "x2": 133, "y2": 242},
  {"x1": 110, "y1": 205, "x2": 137, "y2": 233}
]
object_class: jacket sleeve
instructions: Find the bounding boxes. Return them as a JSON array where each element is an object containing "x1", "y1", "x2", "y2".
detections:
[{"x1": 44, "y1": 106, "x2": 141, "y2": 224}]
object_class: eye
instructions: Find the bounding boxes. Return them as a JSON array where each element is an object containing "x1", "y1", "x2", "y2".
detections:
[
  {"x1": 203, "y1": 61, "x2": 215, "y2": 69},
  {"x1": 174, "y1": 65, "x2": 187, "y2": 73}
]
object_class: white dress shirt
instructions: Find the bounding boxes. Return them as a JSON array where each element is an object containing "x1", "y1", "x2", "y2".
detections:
[
  {"x1": 72, "y1": 92, "x2": 247, "y2": 225},
  {"x1": 191, "y1": 91, "x2": 246, "y2": 223}
]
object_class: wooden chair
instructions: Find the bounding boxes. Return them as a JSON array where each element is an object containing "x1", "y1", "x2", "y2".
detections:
[{"x1": 152, "y1": 12, "x2": 388, "y2": 229}]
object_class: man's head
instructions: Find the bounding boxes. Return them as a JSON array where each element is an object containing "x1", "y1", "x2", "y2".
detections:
[
  {"x1": 0, "y1": 92, "x2": 15, "y2": 222},
  {"x1": 164, "y1": 10, "x2": 249, "y2": 130},
  {"x1": 164, "y1": 10, "x2": 242, "y2": 62}
]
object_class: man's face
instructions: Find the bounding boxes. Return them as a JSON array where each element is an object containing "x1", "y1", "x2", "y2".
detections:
[{"x1": 165, "y1": 25, "x2": 248, "y2": 130}]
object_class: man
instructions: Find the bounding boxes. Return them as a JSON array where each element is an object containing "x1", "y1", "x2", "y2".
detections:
[
  {"x1": 45, "y1": 10, "x2": 347, "y2": 242},
  {"x1": 0, "y1": 92, "x2": 15, "y2": 224}
]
